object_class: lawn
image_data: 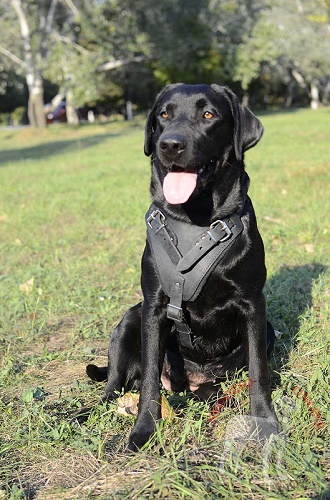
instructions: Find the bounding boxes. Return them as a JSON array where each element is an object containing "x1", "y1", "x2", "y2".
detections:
[{"x1": 0, "y1": 108, "x2": 329, "y2": 499}]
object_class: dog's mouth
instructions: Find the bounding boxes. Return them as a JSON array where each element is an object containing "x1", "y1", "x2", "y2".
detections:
[{"x1": 163, "y1": 162, "x2": 216, "y2": 205}]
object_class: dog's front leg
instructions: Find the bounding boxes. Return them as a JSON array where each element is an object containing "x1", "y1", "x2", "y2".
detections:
[
  {"x1": 245, "y1": 295, "x2": 279, "y2": 433},
  {"x1": 127, "y1": 294, "x2": 171, "y2": 452}
]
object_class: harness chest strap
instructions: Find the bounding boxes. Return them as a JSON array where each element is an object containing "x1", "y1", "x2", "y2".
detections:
[
  {"x1": 167, "y1": 277, "x2": 193, "y2": 349},
  {"x1": 177, "y1": 215, "x2": 241, "y2": 272},
  {"x1": 146, "y1": 204, "x2": 244, "y2": 349}
]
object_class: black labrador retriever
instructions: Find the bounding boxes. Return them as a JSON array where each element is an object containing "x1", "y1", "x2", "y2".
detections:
[{"x1": 82, "y1": 83, "x2": 279, "y2": 451}]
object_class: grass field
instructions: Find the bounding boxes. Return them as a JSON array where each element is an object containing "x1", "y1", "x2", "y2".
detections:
[{"x1": 0, "y1": 108, "x2": 329, "y2": 499}]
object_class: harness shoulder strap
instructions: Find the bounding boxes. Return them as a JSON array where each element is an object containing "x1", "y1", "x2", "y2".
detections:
[{"x1": 147, "y1": 209, "x2": 182, "y2": 265}]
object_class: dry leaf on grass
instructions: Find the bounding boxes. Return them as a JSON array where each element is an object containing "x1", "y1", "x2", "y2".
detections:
[
  {"x1": 19, "y1": 277, "x2": 34, "y2": 293},
  {"x1": 116, "y1": 392, "x2": 175, "y2": 420},
  {"x1": 305, "y1": 244, "x2": 315, "y2": 253}
]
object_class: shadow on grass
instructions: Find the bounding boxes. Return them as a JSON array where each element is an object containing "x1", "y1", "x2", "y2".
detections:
[
  {"x1": 0, "y1": 133, "x2": 121, "y2": 167},
  {"x1": 265, "y1": 262, "x2": 327, "y2": 369}
]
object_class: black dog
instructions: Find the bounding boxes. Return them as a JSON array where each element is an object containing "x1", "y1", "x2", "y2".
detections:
[{"x1": 83, "y1": 84, "x2": 278, "y2": 451}]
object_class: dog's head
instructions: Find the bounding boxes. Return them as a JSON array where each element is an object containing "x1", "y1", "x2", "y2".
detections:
[{"x1": 144, "y1": 83, "x2": 263, "y2": 205}]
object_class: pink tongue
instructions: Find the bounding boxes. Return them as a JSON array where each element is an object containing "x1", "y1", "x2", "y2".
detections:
[{"x1": 163, "y1": 172, "x2": 197, "y2": 204}]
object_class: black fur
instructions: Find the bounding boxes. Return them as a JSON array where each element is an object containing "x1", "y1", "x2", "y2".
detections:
[{"x1": 79, "y1": 84, "x2": 278, "y2": 451}]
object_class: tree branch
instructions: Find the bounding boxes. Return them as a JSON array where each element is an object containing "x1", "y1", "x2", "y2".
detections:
[
  {"x1": 97, "y1": 56, "x2": 147, "y2": 71},
  {"x1": 0, "y1": 46, "x2": 25, "y2": 68},
  {"x1": 53, "y1": 33, "x2": 91, "y2": 55},
  {"x1": 11, "y1": 0, "x2": 34, "y2": 73},
  {"x1": 45, "y1": 0, "x2": 59, "y2": 35},
  {"x1": 291, "y1": 68, "x2": 307, "y2": 87},
  {"x1": 61, "y1": 0, "x2": 80, "y2": 19}
]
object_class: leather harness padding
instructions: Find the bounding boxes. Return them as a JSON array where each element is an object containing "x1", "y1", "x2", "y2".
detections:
[
  {"x1": 146, "y1": 203, "x2": 244, "y2": 348},
  {"x1": 146, "y1": 203, "x2": 244, "y2": 302}
]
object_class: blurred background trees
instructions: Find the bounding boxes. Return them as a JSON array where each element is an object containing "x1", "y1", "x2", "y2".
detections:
[{"x1": 0, "y1": 0, "x2": 329, "y2": 126}]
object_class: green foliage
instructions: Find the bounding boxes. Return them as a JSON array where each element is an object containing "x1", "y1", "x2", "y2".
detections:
[
  {"x1": 234, "y1": 0, "x2": 330, "y2": 94},
  {"x1": 43, "y1": 44, "x2": 104, "y2": 108},
  {"x1": 133, "y1": 0, "x2": 218, "y2": 84},
  {"x1": 234, "y1": 20, "x2": 281, "y2": 90},
  {"x1": 1, "y1": 0, "x2": 329, "y2": 112}
]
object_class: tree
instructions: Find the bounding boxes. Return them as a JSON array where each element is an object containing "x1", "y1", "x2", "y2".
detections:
[
  {"x1": 208, "y1": 0, "x2": 267, "y2": 86},
  {"x1": 131, "y1": 0, "x2": 218, "y2": 85},
  {"x1": 11, "y1": 0, "x2": 47, "y2": 127},
  {"x1": 233, "y1": 0, "x2": 330, "y2": 107},
  {"x1": 0, "y1": 0, "x2": 89, "y2": 127},
  {"x1": 95, "y1": 0, "x2": 220, "y2": 93}
]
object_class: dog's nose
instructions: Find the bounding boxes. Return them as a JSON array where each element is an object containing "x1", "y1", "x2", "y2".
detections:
[{"x1": 159, "y1": 135, "x2": 187, "y2": 156}]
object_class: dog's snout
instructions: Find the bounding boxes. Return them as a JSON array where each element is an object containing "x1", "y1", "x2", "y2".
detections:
[{"x1": 159, "y1": 135, "x2": 187, "y2": 156}]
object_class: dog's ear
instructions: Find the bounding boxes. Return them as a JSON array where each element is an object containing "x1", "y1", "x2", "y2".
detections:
[
  {"x1": 144, "y1": 107, "x2": 156, "y2": 157},
  {"x1": 144, "y1": 83, "x2": 184, "y2": 157},
  {"x1": 211, "y1": 84, "x2": 264, "y2": 161}
]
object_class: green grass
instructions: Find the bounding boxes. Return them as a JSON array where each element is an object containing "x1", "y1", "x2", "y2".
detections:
[{"x1": 0, "y1": 108, "x2": 329, "y2": 499}]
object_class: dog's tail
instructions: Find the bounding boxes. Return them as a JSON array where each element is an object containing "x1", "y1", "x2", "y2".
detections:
[{"x1": 86, "y1": 364, "x2": 108, "y2": 382}]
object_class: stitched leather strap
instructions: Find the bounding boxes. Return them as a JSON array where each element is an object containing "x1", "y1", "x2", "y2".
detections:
[
  {"x1": 147, "y1": 209, "x2": 182, "y2": 265},
  {"x1": 167, "y1": 277, "x2": 195, "y2": 349},
  {"x1": 177, "y1": 215, "x2": 242, "y2": 272}
]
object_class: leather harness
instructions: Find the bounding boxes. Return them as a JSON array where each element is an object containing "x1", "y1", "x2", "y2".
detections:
[{"x1": 146, "y1": 203, "x2": 244, "y2": 349}]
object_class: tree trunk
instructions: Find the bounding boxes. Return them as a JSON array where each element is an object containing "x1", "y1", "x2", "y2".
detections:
[
  {"x1": 27, "y1": 73, "x2": 46, "y2": 127},
  {"x1": 242, "y1": 93, "x2": 249, "y2": 107},
  {"x1": 12, "y1": 0, "x2": 46, "y2": 128},
  {"x1": 283, "y1": 78, "x2": 296, "y2": 108},
  {"x1": 65, "y1": 89, "x2": 80, "y2": 125},
  {"x1": 125, "y1": 100, "x2": 133, "y2": 121},
  {"x1": 322, "y1": 78, "x2": 330, "y2": 105},
  {"x1": 310, "y1": 82, "x2": 319, "y2": 110}
]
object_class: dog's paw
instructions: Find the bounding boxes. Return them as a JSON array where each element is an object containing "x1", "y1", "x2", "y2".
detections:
[
  {"x1": 126, "y1": 430, "x2": 153, "y2": 452},
  {"x1": 249, "y1": 415, "x2": 280, "y2": 440}
]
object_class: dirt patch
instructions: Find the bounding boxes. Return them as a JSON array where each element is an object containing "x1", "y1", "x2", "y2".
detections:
[
  {"x1": 2, "y1": 313, "x2": 109, "y2": 407},
  {"x1": 24, "y1": 360, "x2": 88, "y2": 397}
]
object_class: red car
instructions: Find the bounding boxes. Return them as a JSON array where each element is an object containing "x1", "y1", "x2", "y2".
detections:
[{"x1": 46, "y1": 101, "x2": 67, "y2": 124}]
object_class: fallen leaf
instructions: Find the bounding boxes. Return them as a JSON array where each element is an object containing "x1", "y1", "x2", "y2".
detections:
[
  {"x1": 19, "y1": 277, "x2": 34, "y2": 294},
  {"x1": 264, "y1": 216, "x2": 285, "y2": 225},
  {"x1": 116, "y1": 392, "x2": 139, "y2": 416},
  {"x1": 116, "y1": 392, "x2": 175, "y2": 420},
  {"x1": 272, "y1": 236, "x2": 281, "y2": 246},
  {"x1": 305, "y1": 244, "x2": 315, "y2": 254}
]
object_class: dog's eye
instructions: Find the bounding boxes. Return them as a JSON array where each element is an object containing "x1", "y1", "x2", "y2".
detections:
[
  {"x1": 160, "y1": 111, "x2": 169, "y2": 119},
  {"x1": 203, "y1": 111, "x2": 214, "y2": 119}
]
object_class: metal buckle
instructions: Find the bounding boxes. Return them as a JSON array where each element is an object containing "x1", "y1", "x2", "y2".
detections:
[
  {"x1": 147, "y1": 209, "x2": 166, "y2": 233},
  {"x1": 208, "y1": 219, "x2": 232, "y2": 243},
  {"x1": 167, "y1": 304, "x2": 183, "y2": 322}
]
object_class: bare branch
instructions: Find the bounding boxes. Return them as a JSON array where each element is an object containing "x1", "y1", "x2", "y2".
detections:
[
  {"x1": 61, "y1": 0, "x2": 80, "y2": 19},
  {"x1": 45, "y1": 0, "x2": 59, "y2": 35},
  {"x1": 97, "y1": 56, "x2": 147, "y2": 72},
  {"x1": 11, "y1": 0, "x2": 30, "y2": 39},
  {"x1": 53, "y1": 33, "x2": 91, "y2": 55},
  {"x1": 0, "y1": 45, "x2": 25, "y2": 68},
  {"x1": 291, "y1": 68, "x2": 307, "y2": 87},
  {"x1": 11, "y1": 0, "x2": 35, "y2": 78}
]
